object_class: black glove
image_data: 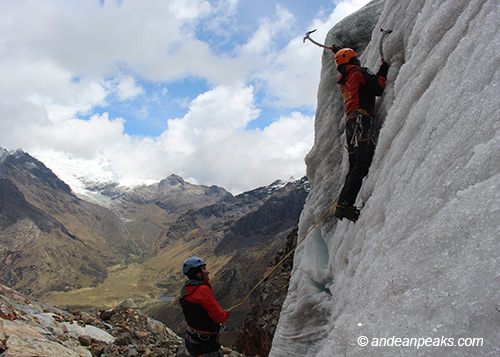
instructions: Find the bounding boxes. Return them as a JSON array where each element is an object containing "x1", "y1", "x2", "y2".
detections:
[{"x1": 376, "y1": 61, "x2": 389, "y2": 78}]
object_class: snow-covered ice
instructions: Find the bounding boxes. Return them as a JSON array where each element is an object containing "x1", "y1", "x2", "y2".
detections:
[{"x1": 271, "y1": 0, "x2": 500, "y2": 356}]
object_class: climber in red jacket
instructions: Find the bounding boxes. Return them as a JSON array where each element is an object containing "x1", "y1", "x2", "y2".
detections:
[
  {"x1": 333, "y1": 48, "x2": 389, "y2": 222},
  {"x1": 180, "y1": 256, "x2": 229, "y2": 357}
]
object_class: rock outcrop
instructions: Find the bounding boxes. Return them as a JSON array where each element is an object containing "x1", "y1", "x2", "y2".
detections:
[
  {"x1": 0, "y1": 283, "x2": 246, "y2": 356},
  {"x1": 0, "y1": 283, "x2": 180, "y2": 356}
]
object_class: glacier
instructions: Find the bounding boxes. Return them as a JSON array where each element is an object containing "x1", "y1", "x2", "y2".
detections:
[{"x1": 271, "y1": 0, "x2": 500, "y2": 356}]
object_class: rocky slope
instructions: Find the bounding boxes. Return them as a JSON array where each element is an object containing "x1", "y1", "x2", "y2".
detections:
[
  {"x1": 0, "y1": 283, "x2": 246, "y2": 356},
  {"x1": 0, "y1": 149, "x2": 136, "y2": 297}
]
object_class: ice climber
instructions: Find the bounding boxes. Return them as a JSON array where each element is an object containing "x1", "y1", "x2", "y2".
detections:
[
  {"x1": 180, "y1": 256, "x2": 229, "y2": 357},
  {"x1": 333, "y1": 48, "x2": 389, "y2": 222}
]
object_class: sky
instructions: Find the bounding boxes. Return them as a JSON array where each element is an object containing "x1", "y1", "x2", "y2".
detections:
[{"x1": 0, "y1": 0, "x2": 371, "y2": 194}]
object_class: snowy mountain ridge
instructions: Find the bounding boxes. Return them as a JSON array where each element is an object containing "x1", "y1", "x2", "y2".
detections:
[
  {"x1": 271, "y1": 0, "x2": 500, "y2": 356},
  {"x1": 24, "y1": 149, "x2": 158, "y2": 205}
]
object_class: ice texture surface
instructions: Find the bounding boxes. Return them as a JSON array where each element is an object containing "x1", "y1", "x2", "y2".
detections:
[{"x1": 270, "y1": 0, "x2": 500, "y2": 356}]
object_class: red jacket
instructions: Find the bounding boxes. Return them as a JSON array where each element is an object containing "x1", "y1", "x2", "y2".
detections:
[
  {"x1": 180, "y1": 280, "x2": 228, "y2": 332},
  {"x1": 337, "y1": 64, "x2": 386, "y2": 116}
]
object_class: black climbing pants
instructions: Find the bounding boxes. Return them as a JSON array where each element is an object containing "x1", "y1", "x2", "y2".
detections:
[{"x1": 338, "y1": 113, "x2": 375, "y2": 206}]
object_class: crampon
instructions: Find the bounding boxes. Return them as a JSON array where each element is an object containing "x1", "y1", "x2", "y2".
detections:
[{"x1": 334, "y1": 203, "x2": 360, "y2": 222}]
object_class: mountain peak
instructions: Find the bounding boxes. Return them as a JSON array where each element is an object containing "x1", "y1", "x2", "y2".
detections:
[
  {"x1": 159, "y1": 174, "x2": 185, "y2": 187},
  {"x1": 0, "y1": 148, "x2": 72, "y2": 195}
]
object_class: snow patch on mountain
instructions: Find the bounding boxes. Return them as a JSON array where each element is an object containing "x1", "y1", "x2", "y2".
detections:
[
  {"x1": 30, "y1": 149, "x2": 157, "y2": 205},
  {"x1": 0, "y1": 147, "x2": 8, "y2": 163}
]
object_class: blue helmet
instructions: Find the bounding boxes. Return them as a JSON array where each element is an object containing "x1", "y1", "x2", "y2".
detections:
[{"x1": 182, "y1": 256, "x2": 206, "y2": 275}]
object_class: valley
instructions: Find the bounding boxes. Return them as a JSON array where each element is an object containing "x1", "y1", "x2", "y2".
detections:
[{"x1": 0, "y1": 147, "x2": 309, "y2": 350}]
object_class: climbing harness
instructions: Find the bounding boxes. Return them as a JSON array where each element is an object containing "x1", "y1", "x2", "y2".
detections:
[
  {"x1": 228, "y1": 195, "x2": 339, "y2": 311},
  {"x1": 303, "y1": 29, "x2": 341, "y2": 53},
  {"x1": 379, "y1": 28, "x2": 392, "y2": 62},
  {"x1": 347, "y1": 111, "x2": 375, "y2": 148},
  {"x1": 351, "y1": 114, "x2": 364, "y2": 148},
  {"x1": 186, "y1": 325, "x2": 217, "y2": 342},
  {"x1": 185, "y1": 350, "x2": 220, "y2": 357}
]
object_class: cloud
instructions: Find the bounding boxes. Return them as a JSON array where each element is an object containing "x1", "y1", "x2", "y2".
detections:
[
  {"x1": 168, "y1": 0, "x2": 212, "y2": 20},
  {"x1": 32, "y1": 85, "x2": 313, "y2": 193},
  {"x1": 29, "y1": 113, "x2": 126, "y2": 158},
  {"x1": 0, "y1": 0, "x2": 370, "y2": 193},
  {"x1": 115, "y1": 76, "x2": 145, "y2": 101},
  {"x1": 243, "y1": 5, "x2": 295, "y2": 55},
  {"x1": 118, "y1": 84, "x2": 312, "y2": 193}
]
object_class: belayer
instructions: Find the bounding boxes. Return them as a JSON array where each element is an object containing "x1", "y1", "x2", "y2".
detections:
[
  {"x1": 180, "y1": 256, "x2": 230, "y2": 357},
  {"x1": 333, "y1": 48, "x2": 389, "y2": 222}
]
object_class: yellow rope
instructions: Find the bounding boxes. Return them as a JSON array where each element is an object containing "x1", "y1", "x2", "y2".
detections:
[{"x1": 228, "y1": 196, "x2": 338, "y2": 312}]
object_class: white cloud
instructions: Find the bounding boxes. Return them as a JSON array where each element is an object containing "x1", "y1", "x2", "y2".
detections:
[
  {"x1": 329, "y1": 0, "x2": 372, "y2": 23},
  {"x1": 254, "y1": 35, "x2": 322, "y2": 108},
  {"x1": 29, "y1": 113, "x2": 126, "y2": 158},
  {"x1": 168, "y1": 0, "x2": 212, "y2": 20},
  {"x1": 243, "y1": 5, "x2": 295, "y2": 55},
  {"x1": 0, "y1": 0, "x2": 370, "y2": 193},
  {"x1": 115, "y1": 76, "x2": 145, "y2": 101},
  {"x1": 30, "y1": 85, "x2": 312, "y2": 193}
]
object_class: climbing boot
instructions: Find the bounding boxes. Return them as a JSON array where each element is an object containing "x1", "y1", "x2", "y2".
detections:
[{"x1": 334, "y1": 202, "x2": 360, "y2": 222}]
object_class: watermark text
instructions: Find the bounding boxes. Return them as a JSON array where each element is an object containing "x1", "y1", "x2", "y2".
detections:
[{"x1": 357, "y1": 335, "x2": 484, "y2": 349}]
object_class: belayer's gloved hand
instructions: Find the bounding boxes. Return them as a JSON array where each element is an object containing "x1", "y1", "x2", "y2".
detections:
[{"x1": 377, "y1": 61, "x2": 389, "y2": 78}]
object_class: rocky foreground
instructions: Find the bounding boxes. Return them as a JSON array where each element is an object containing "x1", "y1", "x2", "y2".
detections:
[{"x1": 0, "y1": 284, "x2": 245, "y2": 356}]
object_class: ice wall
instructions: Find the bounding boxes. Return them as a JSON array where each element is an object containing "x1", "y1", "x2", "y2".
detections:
[{"x1": 271, "y1": 0, "x2": 500, "y2": 356}]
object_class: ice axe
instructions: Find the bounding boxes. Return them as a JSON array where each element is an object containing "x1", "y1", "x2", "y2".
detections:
[
  {"x1": 303, "y1": 29, "x2": 340, "y2": 53},
  {"x1": 379, "y1": 28, "x2": 392, "y2": 62}
]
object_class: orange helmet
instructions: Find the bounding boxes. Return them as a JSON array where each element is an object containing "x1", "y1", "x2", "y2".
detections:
[{"x1": 334, "y1": 48, "x2": 357, "y2": 66}]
